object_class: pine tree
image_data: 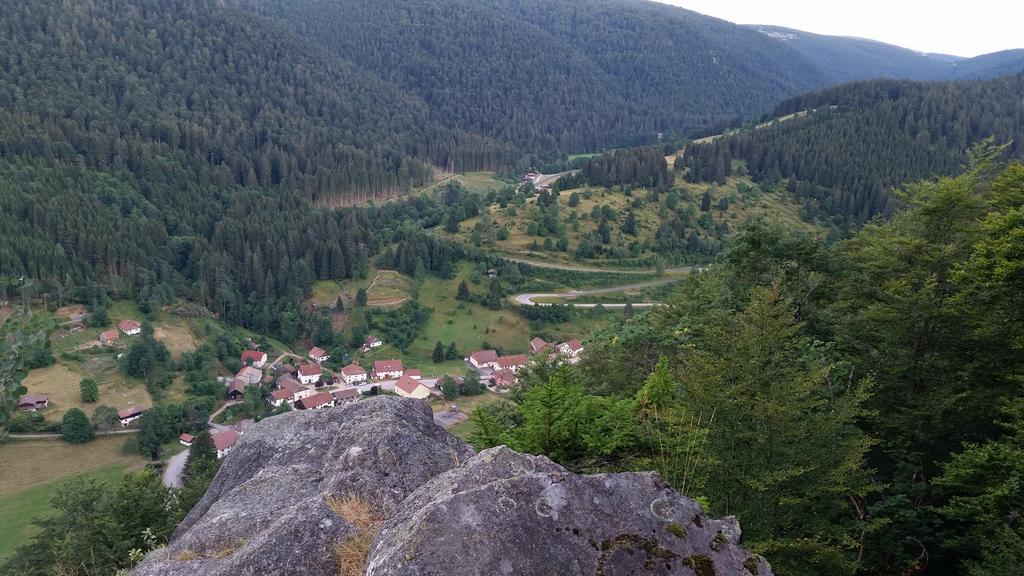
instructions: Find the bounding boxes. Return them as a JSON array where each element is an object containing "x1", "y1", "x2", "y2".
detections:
[
  {"x1": 432, "y1": 341, "x2": 446, "y2": 363},
  {"x1": 457, "y1": 280, "x2": 470, "y2": 301}
]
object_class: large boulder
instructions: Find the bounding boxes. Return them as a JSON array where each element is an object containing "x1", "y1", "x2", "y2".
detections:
[
  {"x1": 136, "y1": 396, "x2": 771, "y2": 576},
  {"x1": 366, "y1": 445, "x2": 771, "y2": 576},
  {"x1": 135, "y1": 396, "x2": 473, "y2": 576}
]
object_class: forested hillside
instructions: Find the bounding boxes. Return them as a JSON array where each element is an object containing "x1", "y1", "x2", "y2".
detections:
[
  {"x1": 231, "y1": 0, "x2": 827, "y2": 152},
  {"x1": 680, "y1": 73, "x2": 1024, "y2": 227}
]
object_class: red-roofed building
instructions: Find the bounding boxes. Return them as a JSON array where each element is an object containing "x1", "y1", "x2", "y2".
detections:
[
  {"x1": 468, "y1": 350, "x2": 498, "y2": 370},
  {"x1": 340, "y1": 364, "x2": 367, "y2": 385},
  {"x1": 268, "y1": 377, "x2": 314, "y2": 407},
  {"x1": 332, "y1": 388, "x2": 361, "y2": 405},
  {"x1": 496, "y1": 354, "x2": 529, "y2": 373},
  {"x1": 212, "y1": 429, "x2": 241, "y2": 459},
  {"x1": 179, "y1": 433, "x2": 194, "y2": 447},
  {"x1": 405, "y1": 368, "x2": 422, "y2": 380},
  {"x1": 240, "y1": 350, "x2": 268, "y2": 369},
  {"x1": 372, "y1": 359, "x2": 404, "y2": 380},
  {"x1": 297, "y1": 363, "x2": 322, "y2": 385},
  {"x1": 557, "y1": 339, "x2": 584, "y2": 363},
  {"x1": 17, "y1": 394, "x2": 49, "y2": 411},
  {"x1": 118, "y1": 319, "x2": 142, "y2": 336},
  {"x1": 227, "y1": 378, "x2": 248, "y2": 400},
  {"x1": 490, "y1": 369, "x2": 517, "y2": 389},
  {"x1": 308, "y1": 347, "x2": 330, "y2": 363},
  {"x1": 295, "y1": 391, "x2": 335, "y2": 410},
  {"x1": 118, "y1": 405, "x2": 146, "y2": 427},
  {"x1": 394, "y1": 376, "x2": 430, "y2": 400},
  {"x1": 99, "y1": 329, "x2": 119, "y2": 345},
  {"x1": 529, "y1": 337, "x2": 551, "y2": 354},
  {"x1": 364, "y1": 335, "x2": 383, "y2": 350}
]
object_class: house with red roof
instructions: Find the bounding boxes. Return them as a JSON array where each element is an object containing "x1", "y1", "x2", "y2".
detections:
[
  {"x1": 297, "y1": 363, "x2": 322, "y2": 386},
  {"x1": 489, "y1": 369, "x2": 517, "y2": 389},
  {"x1": 557, "y1": 339, "x2": 584, "y2": 363},
  {"x1": 99, "y1": 329, "x2": 119, "y2": 345},
  {"x1": 118, "y1": 319, "x2": 142, "y2": 336},
  {"x1": 212, "y1": 429, "x2": 241, "y2": 459},
  {"x1": 529, "y1": 337, "x2": 551, "y2": 354},
  {"x1": 227, "y1": 378, "x2": 249, "y2": 400},
  {"x1": 179, "y1": 433, "x2": 194, "y2": 447},
  {"x1": 372, "y1": 359, "x2": 404, "y2": 380},
  {"x1": 268, "y1": 376, "x2": 314, "y2": 407},
  {"x1": 496, "y1": 354, "x2": 529, "y2": 373},
  {"x1": 340, "y1": 364, "x2": 367, "y2": 385},
  {"x1": 394, "y1": 376, "x2": 430, "y2": 400},
  {"x1": 405, "y1": 368, "x2": 422, "y2": 380},
  {"x1": 17, "y1": 394, "x2": 49, "y2": 412},
  {"x1": 364, "y1": 335, "x2": 383, "y2": 350},
  {"x1": 295, "y1": 391, "x2": 335, "y2": 410},
  {"x1": 468, "y1": 350, "x2": 499, "y2": 370},
  {"x1": 308, "y1": 346, "x2": 330, "y2": 364},
  {"x1": 240, "y1": 350, "x2": 268, "y2": 369},
  {"x1": 332, "y1": 388, "x2": 361, "y2": 405}
]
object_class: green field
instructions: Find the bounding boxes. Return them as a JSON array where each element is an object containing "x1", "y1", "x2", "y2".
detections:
[
  {"x1": 420, "y1": 171, "x2": 511, "y2": 195},
  {"x1": 0, "y1": 436, "x2": 147, "y2": 560},
  {"x1": 19, "y1": 361, "x2": 152, "y2": 421}
]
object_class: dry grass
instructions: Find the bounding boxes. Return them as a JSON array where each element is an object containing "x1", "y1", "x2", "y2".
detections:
[
  {"x1": 21, "y1": 361, "x2": 151, "y2": 421},
  {"x1": 0, "y1": 435, "x2": 145, "y2": 496},
  {"x1": 327, "y1": 494, "x2": 383, "y2": 576},
  {"x1": 153, "y1": 321, "x2": 197, "y2": 359}
]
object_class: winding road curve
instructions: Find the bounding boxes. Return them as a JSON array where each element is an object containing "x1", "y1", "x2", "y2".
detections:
[{"x1": 507, "y1": 259, "x2": 698, "y2": 307}]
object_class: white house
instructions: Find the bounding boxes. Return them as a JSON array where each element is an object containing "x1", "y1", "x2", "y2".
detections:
[
  {"x1": 179, "y1": 433, "x2": 194, "y2": 447},
  {"x1": 405, "y1": 368, "x2": 422, "y2": 380},
  {"x1": 240, "y1": 350, "x2": 268, "y2": 369},
  {"x1": 340, "y1": 363, "x2": 368, "y2": 385},
  {"x1": 295, "y1": 391, "x2": 335, "y2": 410},
  {"x1": 365, "y1": 335, "x2": 383, "y2": 349},
  {"x1": 235, "y1": 366, "x2": 263, "y2": 386},
  {"x1": 372, "y1": 359, "x2": 404, "y2": 380},
  {"x1": 394, "y1": 376, "x2": 431, "y2": 400},
  {"x1": 308, "y1": 346, "x2": 330, "y2": 364},
  {"x1": 468, "y1": 350, "x2": 499, "y2": 370},
  {"x1": 212, "y1": 429, "x2": 241, "y2": 459},
  {"x1": 557, "y1": 339, "x2": 584, "y2": 359},
  {"x1": 118, "y1": 405, "x2": 145, "y2": 427},
  {"x1": 118, "y1": 319, "x2": 142, "y2": 336},
  {"x1": 529, "y1": 337, "x2": 551, "y2": 354},
  {"x1": 268, "y1": 377, "x2": 314, "y2": 407},
  {"x1": 297, "y1": 363, "x2": 322, "y2": 386},
  {"x1": 496, "y1": 354, "x2": 529, "y2": 374}
]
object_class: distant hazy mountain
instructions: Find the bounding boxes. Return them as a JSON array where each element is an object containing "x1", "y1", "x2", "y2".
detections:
[{"x1": 746, "y1": 25, "x2": 1024, "y2": 83}]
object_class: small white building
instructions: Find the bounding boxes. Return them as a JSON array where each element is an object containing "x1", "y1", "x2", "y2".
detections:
[
  {"x1": 557, "y1": 339, "x2": 584, "y2": 359},
  {"x1": 340, "y1": 363, "x2": 368, "y2": 385},
  {"x1": 365, "y1": 335, "x2": 383, "y2": 349},
  {"x1": 468, "y1": 350, "x2": 499, "y2": 370},
  {"x1": 240, "y1": 350, "x2": 268, "y2": 369},
  {"x1": 297, "y1": 363, "x2": 322, "y2": 386},
  {"x1": 308, "y1": 346, "x2": 330, "y2": 364},
  {"x1": 118, "y1": 319, "x2": 142, "y2": 336},
  {"x1": 235, "y1": 366, "x2": 263, "y2": 386},
  {"x1": 179, "y1": 433, "x2": 194, "y2": 447},
  {"x1": 212, "y1": 429, "x2": 241, "y2": 459},
  {"x1": 118, "y1": 405, "x2": 145, "y2": 428}
]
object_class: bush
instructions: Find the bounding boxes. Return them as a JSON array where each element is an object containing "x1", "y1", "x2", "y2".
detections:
[
  {"x1": 79, "y1": 378, "x2": 99, "y2": 403},
  {"x1": 61, "y1": 408, "x2": 95, "y2": 444}
]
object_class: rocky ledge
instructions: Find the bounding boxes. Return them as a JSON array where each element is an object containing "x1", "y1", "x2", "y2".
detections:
[{"x1": 135, "y1": 396, "x2": 771, "y2": 576}]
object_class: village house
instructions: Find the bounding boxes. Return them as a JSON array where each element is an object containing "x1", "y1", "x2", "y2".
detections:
[
  {"x1": 308, "y1": 346, "x2": 330, "y2": 364},
  {"x1": 235, "y1": 366, "x2": 263, "y2": 386},
  {"x1": 118, "y1": 319, "x2": 142, "y2": 336},
  {"x1": 99, "y1": 329, "x2": 119, "y2": 345},
  {"x1": 557, "y1": 339, "x2": 584, "y2": 363},
  {"x1": 268, "y1": 376, "x2": 314, "y2": 407},
  {"x1": 496, "y1": 354, "x2": 529, "y2": 373},
  {"x1": 227, "y1": 378, "x2": 248, "y2": 401},
  {"x1": 332, "y1": 388, "x2": 361, "y2": 405},
  {"x1": 394, "y1": 376, "x2": 430, "y2": 400},
  {"x1": 468, "y1": 350, "x2": 499, "y2": 370},
  {"x1": 179, "y1": 433, "x2": 194, "y2": 447},
  {"x1": 295, "y1": 391, "x2": 335, "y2": 410},
  {"x1": 118, "y1": 405, "x2": 145, "y2": 427},
  {"x1": 240, "y1": 350, "x2": 268, "y2": 369},
  {"x1": 17, "y1": 394, "x2": 49, "y2": 411},
  {"x1": 212, "y1": 429, "x2": 241, "y2": 459},
  {"x1": 405, "y1": 368, "x2": 422, "y2": 380},
  {"x1": 364, "y1": 335, "x2": 383, "y2": 350},
  {"x1": 340, "y1": 363, "x2": 367, "y2": 385},
  {"x1": 372, "y1": 359, "x2": 404, "y2": 380},
  {"x1": 529, "y1": 337, "x2": 552, "y2": 354},
  {"x1": 276, "y1": 363, "x2": 297, "y2": 376},
  {"x1": 490, "y1": 369, "x2": 517, "y2": 389},
  {"x1": 297, "y1": 363, "x2": 322, "y2": 385}
]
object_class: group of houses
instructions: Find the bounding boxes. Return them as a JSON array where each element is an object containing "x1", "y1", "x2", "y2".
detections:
[
  {"x1": 178, "y1": 428, "x2": 242, "y2": 459},
  {"x1": 99, "y1": 319, "x2": 142, "y2": 346},
  {"x1": 467, "y1": 336, "x2": 585, "y2": 389}
]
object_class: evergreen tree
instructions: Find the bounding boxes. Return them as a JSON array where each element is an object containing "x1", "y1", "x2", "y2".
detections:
[
  {"x1": 432, "y1": 341, "x2": 446, "y2": 363},
  {"x1": 79, "y1": 377, "x2": 99, "y2": 403},
  {"x1": 457, "y1": 280, "x2": 471, "y2": 301},
  {"x1": 355, "y1": 288, "x2": 368, "y2": 307}
]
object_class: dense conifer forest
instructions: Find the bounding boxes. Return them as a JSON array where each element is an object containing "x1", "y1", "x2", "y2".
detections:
[{"x1": 680, "y1": 73, "x2": 1024, "y2": 227}]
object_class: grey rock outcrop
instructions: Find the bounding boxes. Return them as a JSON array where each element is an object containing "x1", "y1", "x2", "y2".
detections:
[{"x1": 135, "y1": 396, "x2": 771, "y2": 576}]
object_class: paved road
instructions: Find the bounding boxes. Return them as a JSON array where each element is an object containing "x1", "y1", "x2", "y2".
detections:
[
  {"x1": 512, "y1": 277, "x2": 682, "y2": 308},
  {"x1": 163, "y1": 448, "x2": 189, "y2": 488}
]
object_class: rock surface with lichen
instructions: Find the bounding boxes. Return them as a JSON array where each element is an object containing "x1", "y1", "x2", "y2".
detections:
[{"x1": 134, "y1": 396, "x2": 771, "y2": 576}]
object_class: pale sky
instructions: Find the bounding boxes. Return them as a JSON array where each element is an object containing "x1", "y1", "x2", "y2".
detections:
[{"x1": 655, "y1": 1, "x2": 1023, "y2": 57}]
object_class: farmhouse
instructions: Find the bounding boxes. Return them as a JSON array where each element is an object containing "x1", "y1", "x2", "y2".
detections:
[
  {"x1": 372, "y1": 359, "x2": 404, "y2": 380},
  {"x1": 235, "y1": 366, "x2": 263, "y2": 386},
  {"x1": 332, "y1": 388, "x2": 361, "y2": 405},
  {"x1": 496, "y1": 354, "x2": 529, "y2": 373},
  {"x1": 394, "y1": 376, "x2": 430, "y2": 400},
  {"x1": 557, "y1": 339, "x2": 584, "y2": 362},
  {"x1": 240, "y1": 350, "x2": 268, "y2": 369},
  {"x1": 179, "y1": 433, "x2": 194, "y2": 447},
  {"x1": 17, "y1": 394, "x2": 49, "y2": 411},
  {"x1": 529, "y1": 337, "x2": 551, "y2": 354},
  {"x1": 212, "y1": 429, "x2": 241, "y2": 459},
  {"x1": 364, "y1": 335, "x2": 383, "y2": 349},
  {"x1": 118, "y1": 319, "x2": 142, "y2": 336},
  {"x1": 118, "y1": 405, "x2": 145, "y2": 427},
  {"x1": 490, "y1": 369, "x2": 517, "y2": 389},
  {"x1": 268, "y1": 376, "x2": 314, "y2": 407},
  {"x1": 227, "y1": 378, "x2": 248, "y2": 400},
  {"x1": 339, "y1": 363, "x2": 367, "y2": 385},
  {"x1": 468, "y1": 350, "x2": 499, "y2": 370},
  {"x1": 297, "y1": 363, "x2": 322, "y2": 385},
  {"x1": 308, "y1": 346, "x2": 330, "y2": 363},
  {"x1": 295, "y1": 392, "x2": 335, "y2": 410},
  {"x1": 405, "y1": 368, "x2": 422, "y2": 380},
  {"x1": 99, "y1": 329, "x2": 119, "y2": 345}
]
